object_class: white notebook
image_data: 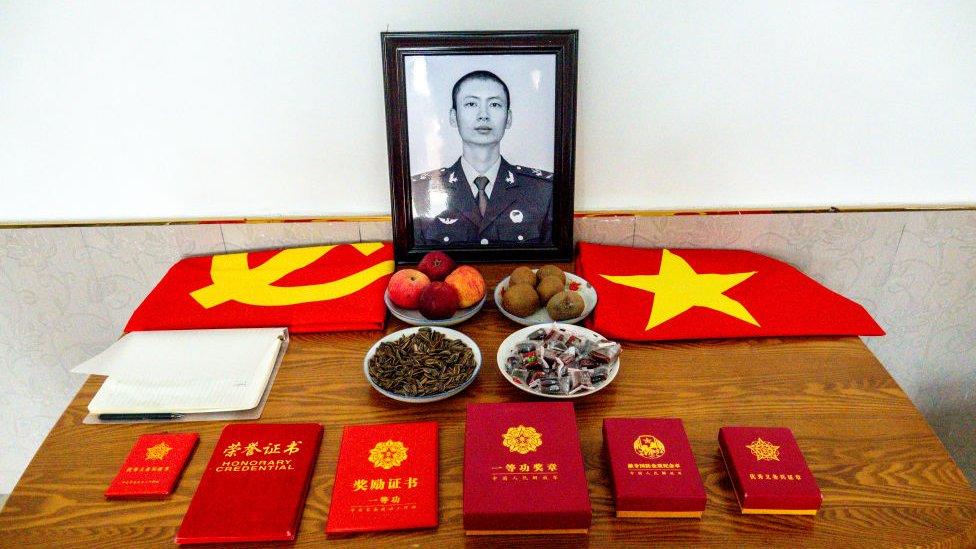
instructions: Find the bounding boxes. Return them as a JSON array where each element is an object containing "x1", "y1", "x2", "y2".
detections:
[{"x1": 75, "y1": 328, "x2": 287, "y2": 414}]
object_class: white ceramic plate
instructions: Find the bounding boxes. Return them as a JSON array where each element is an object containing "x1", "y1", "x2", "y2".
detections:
[
  {"x1": 364, "y1": 326, "x2": 482, "y2": 403},
  {"x1": 493, "y1": 271, "x2": 598, "y2": 326},
  {"x1": 496, "y1": 323, "x2": 620, "y2": 399},
  {"x1": 385, "y1": 290, "x2": 486, "y2": 327}
]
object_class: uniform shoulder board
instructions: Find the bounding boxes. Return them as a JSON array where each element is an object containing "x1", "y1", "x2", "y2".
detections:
[
  {"x1": 411, "y1": 168, "x2": 449, "y2": 183},
  {"x1": 514, "y1": 165, "x2": 554, "y2": 181}
]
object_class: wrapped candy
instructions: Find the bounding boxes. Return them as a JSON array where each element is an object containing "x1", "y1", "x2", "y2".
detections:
[
  {"x1": 590, "y1": 366, "x2": 610, "y2": 384},
  {"x1": 504, "y1": 325, "x2": 620, "y2": 396},
  {"x1": 591, "y1": 342, "x2": 621, "y2": 365}
]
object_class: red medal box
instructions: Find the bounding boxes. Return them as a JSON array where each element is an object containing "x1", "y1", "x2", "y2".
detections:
[
  {"x1": 718, "y1": 426, "x2": 822, "y2": 515},
  {"x1": 175, "y1": 423, "x2": 323, "y2": 544},
  {"x1": 463, "y1": 402, "x2": 591, "y2": 535},
  {"x1": 105, "y1": 433, "x2": 198, "y2": 499},
  {"x1": 326, "y1": 421, "x2": 438, "y2": 535},
  {"x1": 603, "y1": 418, "x2": 706, "y2": 517}
]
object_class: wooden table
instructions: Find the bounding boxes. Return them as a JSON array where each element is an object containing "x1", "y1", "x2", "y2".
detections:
[{"x1": 2, "y1": 265, "x2": 975, "y2": 548}]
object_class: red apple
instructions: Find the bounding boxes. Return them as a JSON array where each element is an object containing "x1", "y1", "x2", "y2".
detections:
[
  {"x1": 387, "y1": 269, "x2": 430, "y2": 309},
  {"x1": 417, "y1": 251, "x2": 456, "y2": 281},
  {"x1": 445, "y1": 265, "x2": 486, "y2": 308},
  {"x1": 418, "y1": 281, "x2": 460, "y2": 320}
]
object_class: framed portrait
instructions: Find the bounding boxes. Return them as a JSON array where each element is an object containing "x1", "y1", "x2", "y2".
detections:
[{"x1": 382, "y1": 30, "x2": 578, "y2": 263}]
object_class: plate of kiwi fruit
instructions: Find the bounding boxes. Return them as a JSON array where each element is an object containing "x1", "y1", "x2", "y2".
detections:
[{"x1": 493, "y1": 265, "x2": 598, "y2": 326}]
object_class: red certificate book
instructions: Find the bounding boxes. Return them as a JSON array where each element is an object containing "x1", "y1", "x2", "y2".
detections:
[
  {"x1": 719, "y1": 426, "x2": 822, "y2": 515},
  {"x1": 175, "y1": 423, "x2": 323, "y2": 544},
  {"x1": 105, "y1": 433, "x2": 198, "y2": 499},
  {"x1": 463, "y1": 402, "x2": 591, "y2": 535},
  {"x1": 326, "y1": 422, "x2": 438, "y2": 535},
  {"x1": 604, "y1": 418, "x2": 706, "y2": 517}
]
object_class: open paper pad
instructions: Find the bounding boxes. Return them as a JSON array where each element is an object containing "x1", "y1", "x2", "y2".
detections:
[{"x1": 78, "y1": 328, "x2": 287, "y2": 415}]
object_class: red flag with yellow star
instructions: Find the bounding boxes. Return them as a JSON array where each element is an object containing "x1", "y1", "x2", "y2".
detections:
[
  {"x1": 125, "y1": 243, "x2": 394, "y2": 333},
  {"x1": 575, "y1": 242, "x2": 883, "y2": 341}
]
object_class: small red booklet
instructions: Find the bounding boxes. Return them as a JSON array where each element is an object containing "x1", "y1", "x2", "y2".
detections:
[
  {"x1": 326, "y1": 422, "x2": 438, "y2": 535},
  {"x1": 719, "y1": 426, "x2": 822, "y2": 515},
  {"x1": 175, "y1": 423, "x2": 323, "y2": 544},
  {"x1": 604, "y1": 418, "x2": 706, "y2": 517},
  {"x1": 105, "y1": 433, "x2": 198, "y2": 499},
  {"x1": 463, "y1": 402, "x2": 591, "y2": 535}
]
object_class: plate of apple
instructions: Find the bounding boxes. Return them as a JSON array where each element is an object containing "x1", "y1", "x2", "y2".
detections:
[{"x1": 385, "y1": 251, "x2": 487, "y2": 327}]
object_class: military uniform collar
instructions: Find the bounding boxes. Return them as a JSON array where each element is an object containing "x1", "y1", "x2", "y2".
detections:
[{"x1": 459, "y1": 156, "x2": 502, "y2": 188}]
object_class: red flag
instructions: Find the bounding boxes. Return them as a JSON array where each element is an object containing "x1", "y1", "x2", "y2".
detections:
[
  {"x1": 125, "y1": 243, "x2": 394, "y2": 333},
  {"x1": 575, "y1": 242, "x2": 883, "y2": 341}
]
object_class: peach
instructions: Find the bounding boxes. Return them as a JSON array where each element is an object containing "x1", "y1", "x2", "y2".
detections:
[
  {"x1": 387, "y1": 269, "x2": 430, "y2": 309},
  {"x1": 445, "y1": 265, "x2": 486, "y2": 308}
]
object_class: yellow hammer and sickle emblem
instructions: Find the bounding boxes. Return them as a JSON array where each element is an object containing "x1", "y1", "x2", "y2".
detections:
[{"x1": 190, "y1": 243, "x2": 394, "y2": 309}]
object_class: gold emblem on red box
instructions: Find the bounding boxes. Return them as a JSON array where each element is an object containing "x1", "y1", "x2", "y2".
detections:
[
  {"x1": 633, "y1": 435, "x2": 666, "y2": 459},
  {"x1": 145, "y1": 442, "x2": 172, "y2": 461},
  {"x1": 368, "y1": 440, "x2": 408, "y2": 469},
  {"x1": 746, "y1": 437, "x2": 780, "y2": 461},
  {"x1": 502, "y1": 425, "x2": 542, "y2": 454}
]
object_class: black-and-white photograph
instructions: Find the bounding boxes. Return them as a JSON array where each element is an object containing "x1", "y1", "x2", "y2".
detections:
[
  {"x1": 407, "y1": 55, "x2": 555, "y2": 249},
  {"x1": 383, "y1": 31, "x2": 578, "y2": 263}
]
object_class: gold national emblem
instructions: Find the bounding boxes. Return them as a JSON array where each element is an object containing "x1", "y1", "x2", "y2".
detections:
[
  {"x1": 368, "y1": 440, "x2": 408, "y2": 469},
  {"x1": 746, "y1": 437, "x2": 781, "y2": 461},
  {"x1": 145, "y1": 442, "x2": 173, "y2": 461},
  {"x1": 633, "y1": 435, "x2": 666, "y2": 459},
  {"x1": 502, "y1": 425, "x2": 543, "y2": 454}
]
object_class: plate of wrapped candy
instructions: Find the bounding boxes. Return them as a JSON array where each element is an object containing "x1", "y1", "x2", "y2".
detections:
[
  {"x1": 365, "y1": 326, "x2": 482, "y2": 403},
  {"x1": 496, "y1": 323, "x2": 621, "y2": 399},
  {"x1": 494, "y1": 265, "x2": 597, "y2": 326}
]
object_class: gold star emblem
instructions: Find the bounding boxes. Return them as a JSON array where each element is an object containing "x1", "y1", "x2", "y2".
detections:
[
  {"x1": 368, "y1": 440, "x2": 408, "y2": 469},
  {"x1": 746, "y1": 438, "x2": 780, "y2": 461},
  {"x1": 502, "y1": 425, "x2": 542, "y2": 454},
  {"x1": 601, "y1": 249, "x2": 759, "y2": 331},
  {"x1": 633, "y1": 435, "x2": 666, "y2": 459},
  {"x1": 145, "y1": 442, "x2": 172, "y2": 461}
]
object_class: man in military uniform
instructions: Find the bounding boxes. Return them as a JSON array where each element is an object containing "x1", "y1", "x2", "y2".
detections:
[{"x1": 411, "y1": 70, "x2": 553, "y2": 247}]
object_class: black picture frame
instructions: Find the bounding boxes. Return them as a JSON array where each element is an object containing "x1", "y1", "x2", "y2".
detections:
[{"x1": 382, "y1": 30, "x2": 578, "y2": 263}]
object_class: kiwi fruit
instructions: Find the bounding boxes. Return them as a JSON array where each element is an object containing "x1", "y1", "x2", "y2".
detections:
[
  {"x1": 510, "y1": 266, "x2": 537, "y2": 287},
  {"x1": 536, "y1": 275, "x2": 564, "y2": 303},
  {"x1": 546, "y1": 290, "x2": 585, "y2": 320},
  {"x1": 537, "y1": 265, "x2": 565, "y2": 285},
  {"x1": 502, "y1": 283, "x2": 541, "y2": 317}
]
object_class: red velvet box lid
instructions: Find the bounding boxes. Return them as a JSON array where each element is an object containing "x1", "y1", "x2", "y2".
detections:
[
  {"x1": 175, "y1": 423, "x2": 323, "y2": 544},
  {"x1": 719, "y1": 426, "x2": 822, "y2": 515},
  {"x1": 105, "y1": 433, "x2": 199, "y2": 499},
  {"x1": 326, "y1": 422, "x2": 438, "y2": 535},
  {"x1": 604, "y1": 418, "x2": 706, "y2": 517},
  {"x1": 463, "y1": 402, "x2": 591, "y2": 534}
]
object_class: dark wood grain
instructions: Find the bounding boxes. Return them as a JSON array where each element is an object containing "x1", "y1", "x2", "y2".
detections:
[{"x1": 2, "y1": 264, "x2": 975, "y2": 548}]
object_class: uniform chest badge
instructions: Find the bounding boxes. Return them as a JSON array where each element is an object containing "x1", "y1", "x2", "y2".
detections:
[
  {"x1": 438, "y1": 216, "x2": 458, "y2": 225},
  {"x1": 509, "y1": 209, "x2": 524, "y2": 223}
]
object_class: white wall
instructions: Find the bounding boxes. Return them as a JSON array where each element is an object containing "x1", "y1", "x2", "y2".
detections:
[{"x1": 1, "y1": 1, "x2": 974, "y2": 223}]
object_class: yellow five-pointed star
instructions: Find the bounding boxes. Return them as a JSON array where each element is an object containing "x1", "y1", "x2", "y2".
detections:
[{"x1": 601, "y1": 249, "x2": 760, "y2": 331}]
